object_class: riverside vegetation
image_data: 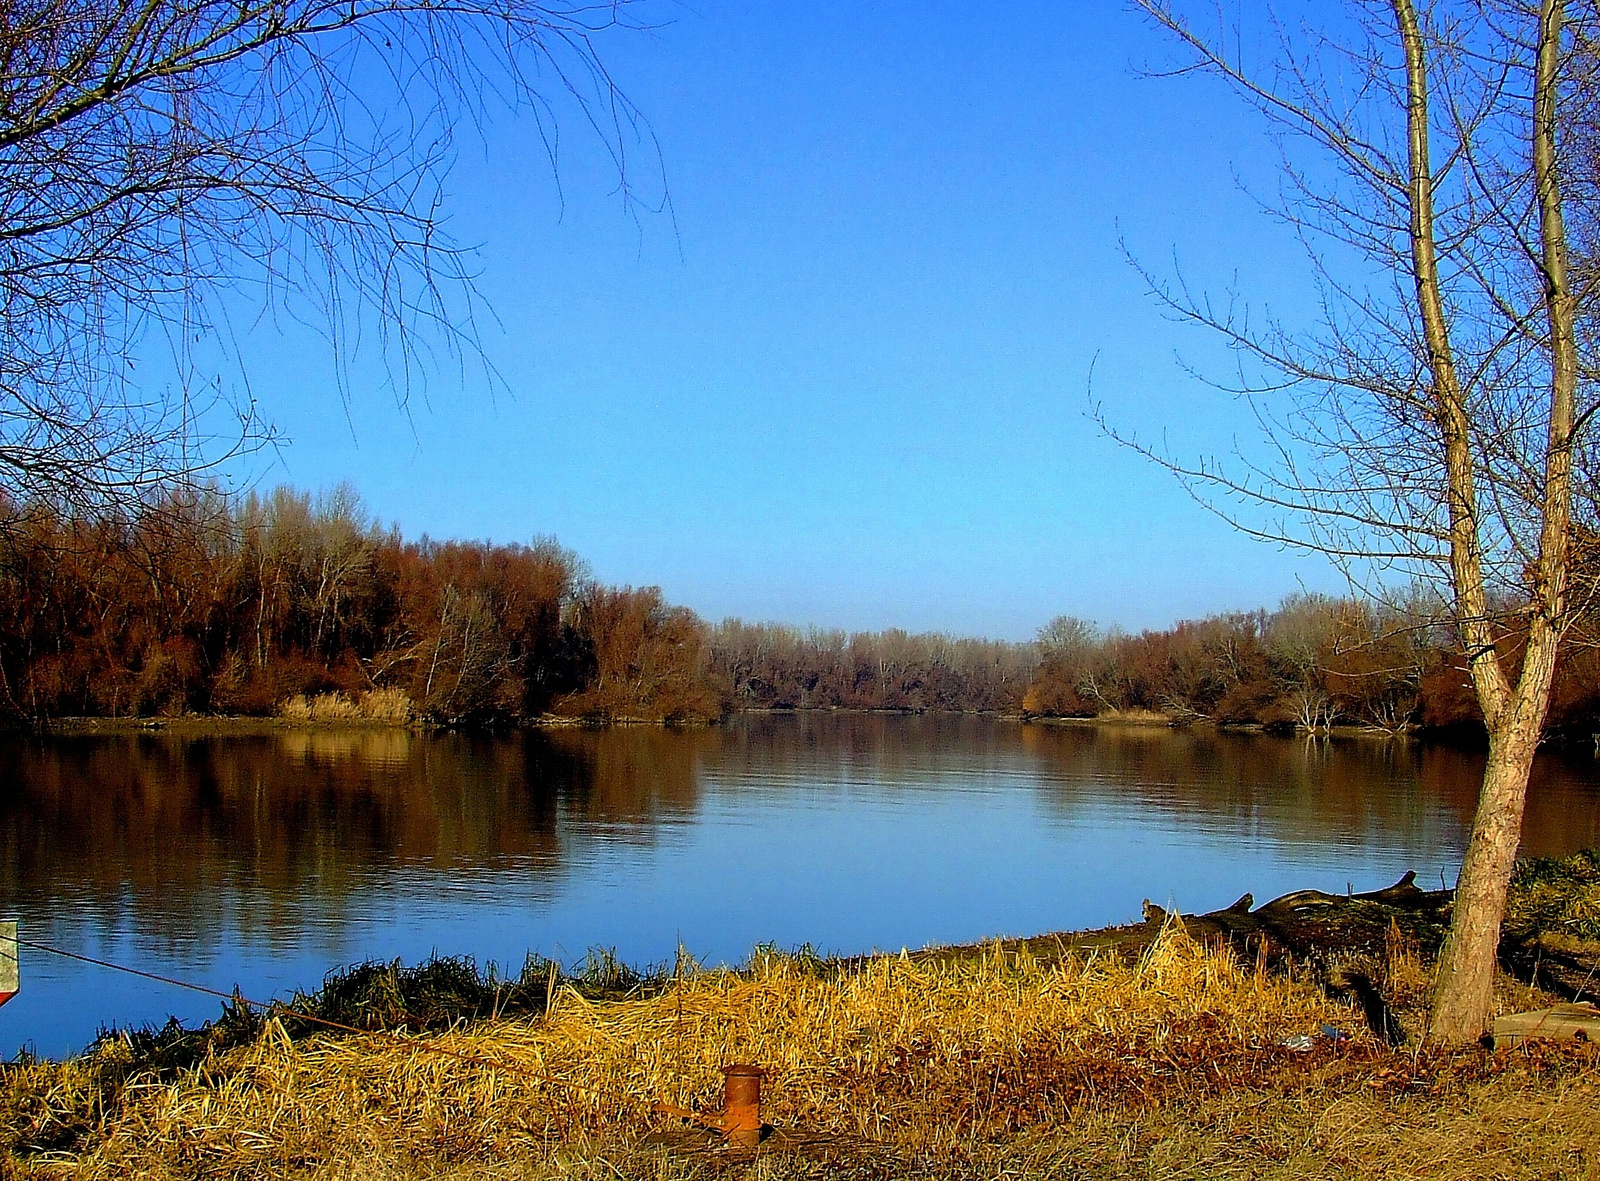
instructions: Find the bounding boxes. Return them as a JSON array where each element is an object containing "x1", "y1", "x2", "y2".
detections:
[
  {"x1": 2, "y1": 849, "x2": 1599, "y2": 1180},
  {"x1": 9, "y1": 484, "x2": 1600, "y2": 736}
]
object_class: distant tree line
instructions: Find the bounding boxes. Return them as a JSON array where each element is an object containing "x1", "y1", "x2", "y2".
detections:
[
  {"x1": 1023, "y1": 595, "x2": 1600, "y2": 739},
  {"x1": 4, "y1": 486, "x2": 1600, "y2": 736},
  {"x1": 706, "y1": 595, "x2": 1600, "y2": 739},
  {"x1": 705, "y1": 622, "x2": 1035, "y2": 714}
]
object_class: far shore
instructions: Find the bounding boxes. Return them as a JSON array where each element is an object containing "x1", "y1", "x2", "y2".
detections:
[{"x1": 26, "y1": 707, "x2": 1454, "y2": 743}]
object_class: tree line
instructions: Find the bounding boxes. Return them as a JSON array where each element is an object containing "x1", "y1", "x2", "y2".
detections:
[
  {"x1": 0, "y1": 487, "x2": 715, "y2": 724},
  {"x1": 1024, "y1": 596, "x2": 1600, "y2": 739},
  {"x1": 4, "y1": 485, "x2": 1600, "y2": 736},
  {"x1": 716, "y1": 598, "x2": 1600, "y2": 739}
]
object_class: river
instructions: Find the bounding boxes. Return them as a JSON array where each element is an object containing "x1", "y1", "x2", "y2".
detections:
[{"x1": 2, "y1": 714, "x2": 1598, "y2": 1057}]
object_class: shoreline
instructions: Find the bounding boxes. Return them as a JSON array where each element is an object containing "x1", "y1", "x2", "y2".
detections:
[
  {"x1": 28, "y1": 707, "x2": 1451, "y2": 742},
  {"x1": 39, "y1": 849, "x2": 1598, "y2": 1063},
  {"x1": 4, "y1": 857, "x2": 1596, "y2": 1179}
]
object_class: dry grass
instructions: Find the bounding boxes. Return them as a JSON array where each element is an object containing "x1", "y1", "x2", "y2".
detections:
[
  {"x1": 1090, "y1": 709, "x2": 1177, "y2": 726},
  {"x1": 995, "y1": 1062, "x2": 1600, "y2": 1181},
  {"x1": 1506, "y1": 848, "x2": 1600, "y2": 942},
  {"x1": 276, "y1": 689, "x2": 416, "y2": 725},
  {"x1": 4, "y1": 931, "x2": 1598, "y2": 1180}
]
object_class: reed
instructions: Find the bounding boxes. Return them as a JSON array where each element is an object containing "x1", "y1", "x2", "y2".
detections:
[
  {"x1": 4, "y1": 929, "x2": 1597, "y2": 1178},
  {"x1": 0, "y1": 932, "x2": 1376, "y2": 1176},
  {"x1": 276, "y1": 690, "x2": 417, "y2": 724},
  {"x1": 1505, "y1": 848, "x2": 1600, "y2": 943}
]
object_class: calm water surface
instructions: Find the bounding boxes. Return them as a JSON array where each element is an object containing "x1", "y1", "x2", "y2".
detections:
[{"x1": 3, "y1": 714, "x2": 1599, "y2": 1057}]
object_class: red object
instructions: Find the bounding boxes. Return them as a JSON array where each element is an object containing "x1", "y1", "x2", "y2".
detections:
[
  {"x1": 0, "y1": 991, "x2": 13, "y2": 1009},
  {"x1": 720, "y1": 1064, "x2": 764, "y2": 1146}
]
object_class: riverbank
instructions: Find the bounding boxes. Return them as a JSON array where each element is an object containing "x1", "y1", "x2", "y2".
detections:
[
  {"x1": 33, "y1": 705, "x2": 1461, "y2": 740},
  {"x1": 1, "y1": 934, "x2": 1592, "y2": 1180},
  {"x1": 37, "y1": 714, "x2": 422, "y2": 737},
  {"x1": 34, "y1": 711, "x2": 726, "y2": 736},
  {"x1": 5, "y1": 852, "x2": 1599, "y2": 1180}
]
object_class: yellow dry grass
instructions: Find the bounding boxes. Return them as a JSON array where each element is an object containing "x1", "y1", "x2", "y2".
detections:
[
  {"x1": 5, "y1": 931, "x2": 1598, "y2": 1180},
  {"x1": 994, "y1": 1070, "x2": 1600, "y2": 1181},
  {"x1": 276, "y1": 689, "x2": 415, "y2": 724},
  {"x1": 2, "y1": 933, "x2": 1328, "y2": 1175},
  {"x1": 1090, "y1": 709, "x2": 1176, "y2": 726}
]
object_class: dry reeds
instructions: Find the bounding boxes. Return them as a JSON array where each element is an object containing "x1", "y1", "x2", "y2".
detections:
[
  {"x1": 1506, "y1": 848, "x2": 1600, "y2": 942},
  {"x1": 3, "y1": 932, "x2": 1339, "y2": 1176},
  {"x1": 277, "y1": 689, "x2": 416, "y2": 725},
  {"x1": 4, "y1": 930, "x2": 1598, "y2": 1180}
]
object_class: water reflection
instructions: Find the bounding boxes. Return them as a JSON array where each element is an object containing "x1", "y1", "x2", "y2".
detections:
[
  {"x1": 1016, "y1": 723, "x2": 1600, "y2": 857},
  {"x1": 0, "y1": 716, "x2": 1596, "y2": 1057}
]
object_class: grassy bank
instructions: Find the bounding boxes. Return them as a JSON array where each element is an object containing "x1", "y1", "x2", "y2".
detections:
[{"x1": 5, "y1": 923, "x2": 1599, "y2": 1180}]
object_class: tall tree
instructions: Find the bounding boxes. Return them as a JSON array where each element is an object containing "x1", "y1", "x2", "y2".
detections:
[
  {"x1": 1125, "y1": 0, "x2": 1595, "y2": 1041},
  {"x1": 0, "y1": 0, "x2": 658, "y2": 509}
]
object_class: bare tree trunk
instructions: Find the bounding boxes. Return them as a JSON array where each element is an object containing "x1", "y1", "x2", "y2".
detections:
[{"x1": 1430, "y1": 726, "x2": 1537, "y2": 1037}]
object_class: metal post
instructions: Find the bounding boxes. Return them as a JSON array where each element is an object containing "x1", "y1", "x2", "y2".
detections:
[{"x1": 720, "y1": 1064, "x2": 763, "y2": 1147}]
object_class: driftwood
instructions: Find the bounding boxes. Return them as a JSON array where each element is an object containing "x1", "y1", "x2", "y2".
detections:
[
  {"x1": 1139, "y1": 872, "x2": 1457, "y2": 1044},
  {"x1": 1148, "y1": 871, "x2": 1600, "y2": 1005},
  {"x1": 905, "y1": 869, "x2": 1600, "y2": 1045},
  {"x1": 903, "y1": 871, "x2": 1453, "y2": 981},
  {"x1": 1144, "y1": 871, "x2": 1600, "y2": 1043},
  {"x1": 901, "y1": 868, "x2": 1599, "y2": 1042},
  {"x1": 1140, "y1": 870, "x2": 1455, "y2": 964}
]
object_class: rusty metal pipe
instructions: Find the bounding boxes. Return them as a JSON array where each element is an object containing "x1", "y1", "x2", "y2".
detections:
[{"x1": 720, "y1": 1064, "x2": 763, "y2": 1146}]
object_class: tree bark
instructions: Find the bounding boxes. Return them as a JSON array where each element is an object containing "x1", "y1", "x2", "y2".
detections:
[{"x1": 1428, "y1": 723, "x2": 1539, "y2": 1038}]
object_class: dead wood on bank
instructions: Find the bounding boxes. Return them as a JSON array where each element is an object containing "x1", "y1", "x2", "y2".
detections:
[{"x1": 910, "y1": 858, "x2": 1600, "y2": 1046}]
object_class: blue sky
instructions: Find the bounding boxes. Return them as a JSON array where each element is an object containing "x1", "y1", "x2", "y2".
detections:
[{"x1": 227, "y1": 2, "x2": 1344, "y2": 640}]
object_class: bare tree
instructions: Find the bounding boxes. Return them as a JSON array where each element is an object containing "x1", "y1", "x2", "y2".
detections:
[
  {"x1": 1122, "y1": 0, "x2": 1596, "y2": 1042},
  {"x1": 0, "y1": 0, "x2": 660, "y2": 510}
]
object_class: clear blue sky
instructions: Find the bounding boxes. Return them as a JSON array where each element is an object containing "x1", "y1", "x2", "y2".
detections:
[{"x1": 229, "y1": 2, "x2": 1343, "y2": 640}]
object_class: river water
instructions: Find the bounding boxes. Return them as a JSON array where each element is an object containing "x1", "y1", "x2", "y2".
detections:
[{"x1": 2, "y1": 714, "x2": 1598, "y2": 1057}]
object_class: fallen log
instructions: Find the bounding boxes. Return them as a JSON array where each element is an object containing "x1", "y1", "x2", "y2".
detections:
[
  {"x1": 896, "y1": 861, "x2": 1600, "y2": 1034},
  {"x1": 1148, "y1": 870, "x2": 1600, "y2": 1005},
  {"x1": 1141, "y1": 870, "x2": 1455, "y2": 964},
  {"x1": 1135, "y1": 872, "x2": 1456, "y2": 1044},
  {"x1": 896, "y1": 871, "x2": 1454, "y2": 979}
]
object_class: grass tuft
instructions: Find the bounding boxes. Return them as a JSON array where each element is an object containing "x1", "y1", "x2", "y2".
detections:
[{"x1": 1506, "y1": 847, "x2": 1600, "y2": 942}]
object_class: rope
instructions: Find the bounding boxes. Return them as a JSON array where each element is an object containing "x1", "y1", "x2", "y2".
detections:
[
  {"x1": 16, "y1": 939, "x2": 245, "y2": 1004},
  {"x1": 12, "y1": 936, "x2": 569, "y2": 1087}
]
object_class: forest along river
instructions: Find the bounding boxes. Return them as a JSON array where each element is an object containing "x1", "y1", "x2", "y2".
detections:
[{"x1": 3, "y1": 713, "x2": 1600, "y2": 1058}]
